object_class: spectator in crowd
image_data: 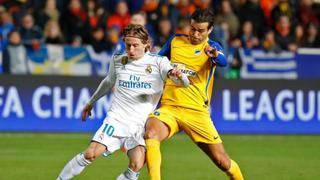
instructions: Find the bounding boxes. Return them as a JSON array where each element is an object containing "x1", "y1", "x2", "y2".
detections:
[
  {"x1": 0, "y1": 8, "x2": 15, "y2": 48},
  {"x1": 34, "y1": 0, "x2": 60, "y2": 29},
  {"x1": 178, "y1": 0, "x2": 196, "y2": 17},
  {"x1": 237, "y1": 0, "x2": 266, "y2": 38},
  {"x1": 19, "y1": 13, "x2": 43, "y2": 50},
  {"x1": 60, "y1": 0, "x2": 87, "y2": 43},
  {"x1": 210, "y1": 21, "x2": 230, "y2": 56},
  {"x1": 239, "y1": 20, "x2": 260, "y2": 49},
  {"x1": 116, "y1": 11, "x2": 156, "y2": 54},
  {"x1": 304, "y1": 23, "x2": 320, "y2": 48},
  {"x1": 216, "y1": 0, "x2": 240, "y2": 39},
  {"x1": 159, "y1": 0, "x2": 181, "y2": 31},
  {"x1": 271, "y1": 0, "x2": 297, "y2": 27},
  {"x1": 140, "y1": 0, "x2": 160, "y2": 27},
  {"x1": 106, "y1": 1, "x2": 130, "y2": 31},
  {"x1": 225, "y1": 48, "x2": 242, "y2": 79},
  {"x1": 260, "y1": 0, "x2": 275, "y2": 26},
  {"x1": 262, "y1": 29, "x2": 281, "y2": 53},
  {"x1": 85, "y1": 0, "x2": 109, "y2": 31},
  {"x1": 194, "y1": 0, "x2": 211, "y2": 9},
  {"x1": 298, "y1": 0, "x2": 319, "y2": 30},
  {"x1": 4, "y1": 0, "x2": 30, "y2": 27},
  {"x1": 43, "y1": 20, "x2": 64, "y2": 44},
  {"x1": 294, "y1": 24, "x2": 305, "y2": 47},
  {"x1": 89, "y1": 26, "x2": 112, "y2": 53},
  {"x1": 274, "y1": 15, "x2": 296, "y2": 51},
  {"x1": 70, "y1": 35, "x2": 83, "y2": 47},
  {"x1": 107, "y1": 25, "x2": 122, "y2": 51},
  {"x1": 130, "y1": 11, "x2": 156, "y2": 42},
  {"x1": 155, "y1": 17, "x2": 173, "y2": 47},
  {"x1": 2, "y1": 29, "x2": 29, "y2": 74}
]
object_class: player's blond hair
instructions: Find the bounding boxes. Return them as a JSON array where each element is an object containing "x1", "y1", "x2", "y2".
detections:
[{"x1": 123, "y1": 24, "x2": 151, "y2": 52}]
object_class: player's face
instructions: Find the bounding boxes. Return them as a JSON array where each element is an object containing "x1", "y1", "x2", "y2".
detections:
[
  {"x1": 124, "y1": 36, "x2": 147, "y2": 60},
  {"x1": 189, "y1": 20, "x2": 213, "y2": 45}
]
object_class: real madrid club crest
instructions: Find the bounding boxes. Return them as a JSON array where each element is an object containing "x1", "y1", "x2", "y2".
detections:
[
  {"x1": 121, "y1": 56, "x2": 128, "y2": 68},
  {"x1": 145, "y1": 64, "x2": 152, "y2": 74}
]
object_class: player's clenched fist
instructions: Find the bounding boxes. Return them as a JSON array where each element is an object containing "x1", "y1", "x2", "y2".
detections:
[
  {"x1": 168, "y1": 68, "x2": 189, "y2": 87},
  {"x1": 81, "y1": 104, "x2": 92, "y2": 121},
  {"x1": 168, "y1": 68, "x2": 183, "y2": 79},
  {"x1": 204, "y1": 45, "x2": 218, "y2": 58}
]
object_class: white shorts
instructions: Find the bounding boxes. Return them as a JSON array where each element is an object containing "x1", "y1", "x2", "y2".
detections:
[{"x1": 92, "y1": 116, "x2": 145, "y2": 154}]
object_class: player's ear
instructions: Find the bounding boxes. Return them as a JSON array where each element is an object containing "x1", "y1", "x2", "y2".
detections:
[
  {"x1": 144, "y1": 40, "x2": 151, "y2": 52},
  {"x1": 208, "y1": 26, "x2": 213, "y2": 35}
]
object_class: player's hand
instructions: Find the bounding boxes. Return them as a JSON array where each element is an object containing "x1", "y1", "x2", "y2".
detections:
[
  {"x1": 168, "y1": 68, "x2": 182, "y2": 79},
  {"x1": 204, "y1": 45, "x2": 218, "y2": 58},
  {"x1": 81, "y1": 104, "x2": 93, "y2": 122}
]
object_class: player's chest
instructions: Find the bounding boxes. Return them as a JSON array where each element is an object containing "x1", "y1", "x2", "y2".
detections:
[
  {"x1": 171, "y1": 46, "x2": 209, "y2": 70},
  {"x1": 115, "y1": 63, "x2": 161, "y2": 84}
]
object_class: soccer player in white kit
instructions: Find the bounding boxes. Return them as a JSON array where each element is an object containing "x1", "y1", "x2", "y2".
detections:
[{"x1": 57, "y1": 24, "x2": 189, "y2": 180}]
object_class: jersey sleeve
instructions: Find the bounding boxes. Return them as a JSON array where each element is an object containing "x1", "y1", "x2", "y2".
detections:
[
  {"x1": 88, "y1": 57, "x2": 116, "y2": 105},
  {"x1": 158, "y1": 56, "x2": 173, "y2": 81},
  {"x1": 158, "y1": 35, "x2": 175, "y2": 58},
  {"x1": 208, "y1": 40, "x2": 227, "y2": 67}
]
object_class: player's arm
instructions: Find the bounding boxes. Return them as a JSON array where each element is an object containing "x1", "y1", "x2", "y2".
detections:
[
  {"x1": 82, "y1": 58, "x2": 116, "y2": 121},
  {"x1": 205, "y1": 41, "x2": 227, "y2": 67},
  {"x1": 167, "y1": 68, "x2": 189, "y2": 87},
  {"x1": 158, "y1": 56, "x2": 189, "y2": 87}
]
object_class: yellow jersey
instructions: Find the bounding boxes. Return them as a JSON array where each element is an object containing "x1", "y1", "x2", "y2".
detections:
[{"x1": 159, "y1": 34, "x2": 227, "y2": 111}]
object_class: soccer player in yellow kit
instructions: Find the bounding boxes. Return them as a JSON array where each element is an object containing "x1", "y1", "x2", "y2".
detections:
[{"x1": 145, "y1": 9, "x2": 244, "y2": 180}]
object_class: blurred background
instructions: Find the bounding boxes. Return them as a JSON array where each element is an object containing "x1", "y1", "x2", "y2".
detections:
[{"x1": 0, "y1": 0, "x2": 320, "y2": 179}]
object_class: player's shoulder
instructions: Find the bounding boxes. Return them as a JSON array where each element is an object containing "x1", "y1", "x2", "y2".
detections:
[
  {"x1": 207, "y1": 39, "x2": 223, "y2": 49},
  {"x1": 172, "y1": 34, "x2": 188, "y2": 41},
  {"x1": 113, "y1": 52, "x2": 127, "y2": 63},
  {"x1": 147, "y1": 52, "x2": 169, "y2": 62},
  {"x1": 174, "y1": 34, "x2": 188, "y2": 38},
  {"x1": 170, "y1": 34, "x2": 189, "y2": 45}
]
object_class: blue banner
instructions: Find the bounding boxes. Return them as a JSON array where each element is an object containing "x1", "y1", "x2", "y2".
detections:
[
  {"x1": 296, "y1": 48, "x2": 320, "y2": 79},
  {"x1": 0, "y1": 75, "x2": 108, "y2": 132},
  {"x1": 0, "y1": 41, "x2": 3, "y2": 74},
  {"x1": 0, "y1": 76, "x2": 320, "y2": 134},
  {"x1": 212, "y1": 79, "x2": 320, "y2": 134}
]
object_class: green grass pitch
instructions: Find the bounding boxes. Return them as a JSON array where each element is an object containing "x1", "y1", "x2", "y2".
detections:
[{"x1": 0, "y1": 133, "x2": 319, "y2": 180}]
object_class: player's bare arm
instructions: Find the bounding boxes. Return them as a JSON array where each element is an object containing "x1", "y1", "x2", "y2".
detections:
[{"x1": 81, "y1": 104, "x2": 92, "y2": 122}]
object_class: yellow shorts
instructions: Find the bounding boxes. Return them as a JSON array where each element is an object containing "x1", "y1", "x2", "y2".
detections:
[{"x1": 148, "y1": 105, "x2": 222, "y2": 144}]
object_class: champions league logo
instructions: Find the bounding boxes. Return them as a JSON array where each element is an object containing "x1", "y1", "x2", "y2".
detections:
[{"x1": 145, "y1": 64, "x2": 152, "y2": 74}]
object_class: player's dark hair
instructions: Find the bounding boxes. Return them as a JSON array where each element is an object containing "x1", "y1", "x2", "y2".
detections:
[
  {"x1": 123, "y1": 24, "x2": 150, "y2": 51},
  {"x1": 190, "y1": 8, "x2": 215, "y2": 29}
]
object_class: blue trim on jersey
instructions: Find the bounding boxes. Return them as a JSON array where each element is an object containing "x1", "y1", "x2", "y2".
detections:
[
  {"x1": 205, "y1": 65, "x2": 215, "y2": 101},
  {"x1": 148, "y1": 52, "x2": 163, "y2": 57},
  {"x1": 158, "y1": 34, "x2": 187, "y2": 59},
  {"x1": 207, "y1": 39, "x2": 227, "y2": 67}
]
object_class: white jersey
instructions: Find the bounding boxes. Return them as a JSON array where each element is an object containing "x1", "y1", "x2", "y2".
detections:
[{"x1": 89, "y1": 52, "x2": 172, "y2": 127}]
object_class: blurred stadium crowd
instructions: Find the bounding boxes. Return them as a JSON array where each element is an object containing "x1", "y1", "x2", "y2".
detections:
[{"x1": 1, "y1": 0, "x2": 320, "y2": 77}]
